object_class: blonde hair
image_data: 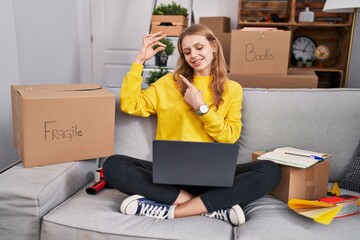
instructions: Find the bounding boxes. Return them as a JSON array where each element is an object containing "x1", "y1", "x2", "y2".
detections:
[{"x1": 173, "y1": 24, "x2": 228, "y2": 108}]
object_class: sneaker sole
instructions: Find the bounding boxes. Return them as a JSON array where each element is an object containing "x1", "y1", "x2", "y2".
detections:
[
  {"x1": 120, "y1": 194, "x2": 144, "y2": 214},
  {"x1": 232, "y1": 205, "x2": 246, "y2": 226}
]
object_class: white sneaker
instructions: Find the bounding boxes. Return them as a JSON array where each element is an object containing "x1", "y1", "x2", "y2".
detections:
[
  {"x1": 204, "y1": 205, "x2": 246, "y2": 226},
  {"x1": 120, "y1": 194, "x2": 175, "y2": 220}
]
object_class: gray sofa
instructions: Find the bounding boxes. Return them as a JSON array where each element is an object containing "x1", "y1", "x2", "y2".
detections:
[{"x1": 1, "y1": 88, "x2": 359, "y2": 240}]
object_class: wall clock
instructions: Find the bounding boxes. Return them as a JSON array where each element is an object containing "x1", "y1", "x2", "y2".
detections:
[{"x1": 292, "y1": 36, "x2": 317, "y2": 63}]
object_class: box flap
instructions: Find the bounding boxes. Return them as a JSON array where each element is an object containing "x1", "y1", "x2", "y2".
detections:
[{"x1": 11, "y1": 84, "x2": 107, "y2": 99}]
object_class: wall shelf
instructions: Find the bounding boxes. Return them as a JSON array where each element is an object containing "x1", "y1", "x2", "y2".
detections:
[{"x1": 238, "y1": 0, "x2": 354, "y2": 87}]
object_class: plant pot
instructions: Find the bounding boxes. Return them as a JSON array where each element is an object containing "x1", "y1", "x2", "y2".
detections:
[
  {"x1": 297, "y1": 61, "x2": 303, "y2": 67},
  {"x1": 155, "y1": 52, "x2": 168, "y2": 67},
  {"x1": 305, "y1": 61, "x2": 313, "y2": 67}
]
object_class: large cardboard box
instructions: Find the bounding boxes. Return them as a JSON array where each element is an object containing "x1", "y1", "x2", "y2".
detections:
[
  {"x1": 200, "y1": 16, "x2": 230, "y2": 33},
  {"x1": 11, "y1": 84, "x2": 115, "y2": 168},
  {"x1": 215, "y1": 32, "x2": 231, "y2": 67},
  {"x1": 230, "y1": 29, "x2": 291, "y2": 75},
  {"x1": 228, "y1": 69, "x2": 318, "y2": 88},
  {"x1": 252, "y1": 151, "x2": 330, "y2": 203}
]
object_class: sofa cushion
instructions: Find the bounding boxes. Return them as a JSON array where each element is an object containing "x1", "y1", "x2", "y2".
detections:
[
  {"x1": 238, "y1": 88, "x2": 360, "y2": 182},
  {"x1": 114, "y1": 108, "x2": 157, "y2": 161},
  {"x1": 339, "y1": 142, "x2": 360, "y2": 192},
  {"x1": 41, "y1": 186, "x2": 234, "y2": 240},
  {"x1": 0, "y1": 160, "x2": 96, "y2": 240},
  {"x1": 42, "y1": 184, "x2": 360, "y2": 240}
]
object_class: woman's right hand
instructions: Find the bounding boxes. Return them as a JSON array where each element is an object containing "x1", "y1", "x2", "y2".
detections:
[{"x1": 135, "y1": 31, "x2": 167, "y2": 65}]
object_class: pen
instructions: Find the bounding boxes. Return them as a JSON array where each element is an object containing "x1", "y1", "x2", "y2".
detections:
[
  {"x1": 284, "y1": 152, "x2": 324, "y2": 160},
  {"x1": 310, "y1": 155, "x2": 324, "y2": 161}
]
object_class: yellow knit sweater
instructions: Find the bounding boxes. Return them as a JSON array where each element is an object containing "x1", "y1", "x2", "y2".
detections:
[{"x1": 120, "y1": 62, "x2": 243, "y2": 143}]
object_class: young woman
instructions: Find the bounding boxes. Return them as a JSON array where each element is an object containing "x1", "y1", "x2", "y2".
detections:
[{"x1": 103, "y1": 24, "x2": 280, "y2": 226}]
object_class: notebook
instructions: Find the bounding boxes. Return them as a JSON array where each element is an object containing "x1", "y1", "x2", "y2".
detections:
[{"x1": 152, "y1": 140, "x2": 239, "y2": 187}]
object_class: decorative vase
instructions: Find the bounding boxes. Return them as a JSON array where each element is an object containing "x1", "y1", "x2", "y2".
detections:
[{"x1": 155, "y1": 51, "x2": 168, "y2": 66}]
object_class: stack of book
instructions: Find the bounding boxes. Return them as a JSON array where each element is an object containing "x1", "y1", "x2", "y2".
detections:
[
  {"x1": 319, "y1": 195, "x2": 359, "y2": 218},
  {"x1": 288, "y1": 195, "x2": 359, "y2": 225}
]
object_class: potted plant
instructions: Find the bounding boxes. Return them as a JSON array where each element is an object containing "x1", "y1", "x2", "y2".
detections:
[
  {"x1": 154, "y1": 38, "x2": 175, "y2": 67},
  {"x1": 151, "y1": 2, "x2": 188, "y2": 36},
  {"x1": 296, "y1": 57, "x2": 304, "y2": 67},
  {"x1": 145, "y1": 67, "x2": 170, "y2": 86},
  {"x1": 153, "y1": 2, "x2": 188, "y2": 16}
]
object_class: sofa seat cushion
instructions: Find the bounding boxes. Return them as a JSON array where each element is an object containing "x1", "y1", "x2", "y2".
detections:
[
  {"x1": 41, "y1": 186, "x2": 234, "y2": 240},
  {"x1": 236, "y1": 190, "x2": 360, "y2": 240},
  {"x1": 0, "y1": 160, "x2": 96, "y2": 240}
]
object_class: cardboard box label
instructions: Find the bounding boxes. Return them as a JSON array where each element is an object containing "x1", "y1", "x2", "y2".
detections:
[
  {"x1": 44, "y1": 121, "x2": 83, "y2": 142},
  {"x1": 230, "y1": 30, "x2": 291, "y2": 75}
]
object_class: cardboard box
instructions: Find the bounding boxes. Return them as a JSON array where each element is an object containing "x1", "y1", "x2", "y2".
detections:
[
  {"x1": 215, "y1": 32, "x2": 231, "y2": 66},
  {"x1": 252, "y1": 151, "x2": 330, "y2": 203},
  {"x1": 11, "y1": 84, "x2": 115, "y2": 168},
  {"x1": 200, "y1": 16, "x2": 230, "y2": 33},
  {"x1": 228, "y1": 68, "x2": 318, "y2": 88},
  {"x1": 230, "y1": 29, "x2": 291, "y2": 75}
]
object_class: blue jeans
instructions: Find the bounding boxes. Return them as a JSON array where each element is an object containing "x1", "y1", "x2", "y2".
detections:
[{"x1": 103, "y1": 155, "x2": 280, "y2": 212}]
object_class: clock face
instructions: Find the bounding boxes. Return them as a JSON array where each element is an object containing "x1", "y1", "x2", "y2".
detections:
[{"x1": 292, "y1": 36, "x2": 317, "y2": 62}]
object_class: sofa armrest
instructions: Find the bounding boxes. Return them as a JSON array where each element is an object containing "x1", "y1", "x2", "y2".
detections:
[{"x1": 0, "y1": 160, "x2": 97, "y2": 240}]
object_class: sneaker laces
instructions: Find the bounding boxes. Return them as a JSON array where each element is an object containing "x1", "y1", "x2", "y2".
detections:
[
  {"x1": 206, "y1": 208, "x2": 229, "y2": 222},
  {"x1": 139, "y1": 202, "x2": 171, "y2": 220}
]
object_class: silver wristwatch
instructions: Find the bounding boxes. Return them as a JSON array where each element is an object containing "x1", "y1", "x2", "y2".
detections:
[{"x1": 196, "y1": 104, "x2": 209, "y2": 116}]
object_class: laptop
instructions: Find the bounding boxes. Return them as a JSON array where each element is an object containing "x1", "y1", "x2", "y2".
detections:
[{"x1": 152, "y1": 140, "x2": 239, "y2": 187}]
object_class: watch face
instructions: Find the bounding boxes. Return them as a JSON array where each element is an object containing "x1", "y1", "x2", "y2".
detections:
[
  {"x1": 292, "y1": 36, "x2": 317, "y2": 62},
  {"x1": 199, "y1": 104, "x2": 209, "y2": 114}
]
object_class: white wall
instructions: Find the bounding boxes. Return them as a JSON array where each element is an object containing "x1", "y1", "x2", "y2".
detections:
[
  {"x1": 13, "y1": 0, "x2": 81, "y2": 85},
  {"x1": 0, "y1": 0, "x2": 22, "y2": 171},
  {"x1": 0, "y1": 0, "x2": 83, "y2": 171}
]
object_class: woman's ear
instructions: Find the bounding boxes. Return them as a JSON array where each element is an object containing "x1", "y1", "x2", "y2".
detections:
[{"x1": 211, "y1": 40, "x2": 218, "y2": 54}]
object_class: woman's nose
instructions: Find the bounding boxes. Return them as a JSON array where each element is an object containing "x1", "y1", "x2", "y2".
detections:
[{"x1": 190, "y1": 50, "x2": 197, "y2": 58}]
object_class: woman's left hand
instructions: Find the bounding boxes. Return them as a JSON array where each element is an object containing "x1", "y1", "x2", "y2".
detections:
[{"x1": 180, "y1": 75, "x2": 205, "y2": 110}]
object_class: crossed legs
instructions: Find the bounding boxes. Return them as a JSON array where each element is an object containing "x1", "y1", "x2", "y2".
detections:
[{"x1": 103, "y1": 154, "x2": 280, "y2": 218}]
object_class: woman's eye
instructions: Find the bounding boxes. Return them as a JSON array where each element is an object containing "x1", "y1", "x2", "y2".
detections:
[
  {"x1": 184, "y1": 51, "x2": 190, "y2": 55},
  {"x1": 196, "y1": 46, "x2": 203, "y2": 51}
]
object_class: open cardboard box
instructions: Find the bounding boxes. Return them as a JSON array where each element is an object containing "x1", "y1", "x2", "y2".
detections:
[
  {"x1": 11, "y1": 84, "x2": 115, "y2": 168},
  {"x1": 253, "y1": 150, "x2": 330, "y2": 203}
]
